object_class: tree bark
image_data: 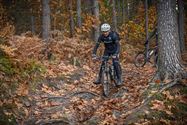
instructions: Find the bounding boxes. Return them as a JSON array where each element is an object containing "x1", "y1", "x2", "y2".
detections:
[
  {"x1": 127, "y1": 0, "x2": 130, "y2": 19},
  {"x1": 84, "y1": 0, "x2": 93, "y2": 14},
  {"x1": 77, "y1": 0, "x2": 82, "y2": 28},
  {"x1": 93, "y1": 0, "x2": 100, "y2": 42},
  {"x1": 42, "y1": 0, "x2": 51, "y2": 40},
  {"x1": 178, "y1": 0, "x2": 185, "y2": 53},
  {"x1": 157, "y1": 0, "x2": 185, "y2": 80},
  {"x1": 122, "y1": 0, "x2": 126, "y2": 23},
  {"x1": 69, "y1": 0, "x2": 74, "y2": 37},
  {"x1": 31, "y1": 8, "x2": 35, "y2": 34},
  {"x1": 112, "y1": 0, "x2": 117, "y2": 31},
  {"x1": 145, "y1": 0, "x2": 149, "y2": 56},
  {"x1": 117, "y1": 0, "x2": 121, "y2": 25}
]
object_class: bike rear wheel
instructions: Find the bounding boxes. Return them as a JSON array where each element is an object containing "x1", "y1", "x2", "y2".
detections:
[{"x1": 134, "y1": 52, "x2": 146, "y2": 67}]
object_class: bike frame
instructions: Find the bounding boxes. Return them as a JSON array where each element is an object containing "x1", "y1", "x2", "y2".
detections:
[
  {"x1": 98, "y1": 56, "x2": 117, "y2": 96},
  {"x1": 144, "y1": 45, "x2": 158, "y2": 61},
  {"x1": 101, "y1": 57, "x2": 116, "y2": 82}
]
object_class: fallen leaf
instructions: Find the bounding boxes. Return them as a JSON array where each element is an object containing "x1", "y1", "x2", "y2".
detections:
[{"x1": 151, "y1": 100, "x2": 165, "y2": 111}]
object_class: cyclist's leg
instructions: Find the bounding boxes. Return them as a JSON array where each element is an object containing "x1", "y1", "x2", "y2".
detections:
[{"x1": 112, "y1": 55, "x2": 122, "y2": 85}]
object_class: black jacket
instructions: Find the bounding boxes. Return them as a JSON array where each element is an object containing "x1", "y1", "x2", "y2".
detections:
[{"x1": 93, "y1": 31, "x2": 120, "y2": 55}]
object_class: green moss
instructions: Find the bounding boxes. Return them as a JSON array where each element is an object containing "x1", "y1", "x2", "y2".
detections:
[
  {"x1": 154, "y1": 93, "x2": 165, "y2": 101},
  {"x1": 179, "y1": 87, "x2": 187, "y2": 94},
  {"x1": 0, "y1": 114, "x2": 17, "y2": 125},
  {"x1": 176, "y1": 102, "x2": 187, "y2": 112},
  {"x1": 164, "y1": 99, "x2": 174, "y2": 106},
  {"x1": 0, "y1": 106, "x2": 17, "y2": 125},
  {"x1": 21, "y1": 60, "x2": 46, "y2": 91},
  {"x1": 141, "y1": 89, "x2": 150, "y2": 99},
  {"x1": 22, "y1": 60, "x2": 46, "y2": 75},
  {"x1": 141, "y1": 83, "x2": 164, "y2": 100},
  {"x1": 0, "y1": 56, "x2": 15, "y2": 75},
  {"x1": 18, "y1": 60, "x2": 45, "y2": 81},
  {"x1": 169, "y1": 102, "x2": 187, "y2": 123}
]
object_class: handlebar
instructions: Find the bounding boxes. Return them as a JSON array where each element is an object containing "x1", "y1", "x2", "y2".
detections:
[{"x1": 93, "y1": 55, "x2": 116, "y2": 61}]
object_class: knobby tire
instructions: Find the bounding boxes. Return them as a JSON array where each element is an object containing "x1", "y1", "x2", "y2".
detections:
[{"x1": 134, "y1": 52, "x2": 146, "y2": 67}]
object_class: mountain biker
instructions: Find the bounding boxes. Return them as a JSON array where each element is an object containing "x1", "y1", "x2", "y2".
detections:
[{"x1": 92, "y1": 23, "x2": 122, "y2": 86}]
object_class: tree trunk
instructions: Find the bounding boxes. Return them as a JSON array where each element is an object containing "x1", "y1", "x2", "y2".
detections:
[
  {"x1": 69, "y1": 0, "x2": 74, "y2": 37},
  {"x1": 126, "y1": 0, "x2": 140, "y2": 20},
  {"x1": 112, "y1": 0, "x2": 117, "y2": 31},
  {"x1": 145, "y1": 0, "x2": 149, "y2": 55},
  {"x1": 31, "y1": 8, "x2": 35, "y2": 34},
  {"x1": 117, "y1": 0, "x2": 121, "y2": 25},
  {"x1": 157, "y1": 0, "x2": 185, "y2": 80},
  {"x1": 84, "y1": 0, "x2": 93, "y2": 14},
  {"x1": 127, "y1": 0, "x2": 130, "y2": 19},
  {"x1": 77, "y1": 0, "x2": 82, "y2": 28},
  {"x1": 178, "y1": 0, "x2": 185, "y2": 53},
  {"x1": 93, "y1": 0, "x2": 100, "y2": 42},
  {"x1": 122, "y1": 0, "x2": 126, "y2": 23},
  {"x1": 42, "y1": 0, "x2": 51, "y2": 40},
  {"x1": 60, "y1": 0, "x2": 64, "y2": 31}
]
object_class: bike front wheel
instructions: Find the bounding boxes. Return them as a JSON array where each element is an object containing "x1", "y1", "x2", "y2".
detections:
[
  {"x1": 101, "y1": 71, "x2": 110, "y2": 97},
  {"x1": 134, "y1": 52, "x2": 146, "y2": 67}
]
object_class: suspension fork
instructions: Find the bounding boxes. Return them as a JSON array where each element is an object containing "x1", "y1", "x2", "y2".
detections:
[
  {"x1": 103, "y1": 61, "x2": 109, "y2": 83},
  {"x1": 109, "y1": 65, "x2": 114, "y2": 80}
]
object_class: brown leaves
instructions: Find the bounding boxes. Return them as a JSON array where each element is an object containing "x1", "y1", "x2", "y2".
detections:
[
  {"x1": 151, "y1": 99, "x2": 173, "y2": 115},
  {"x1": 72, "y1": 98, "x2": 95, "y2": 122},
  {"x1": 0, "y1": 24, "x2": 15, "y2": 38},
  {"x1": 41, "y1": 84, "x2": 53, "y2": 94},
  {"x1": 16, "y1": 82, "x2": 29, "y2": 96},
  {"x1": 151, "y1": 100, "x2": 165, "y2": 111},
  {"x1": 0, "y1": 44, "x2": 16, "y2": 57},
  {"x1": 162, "y1": 91, "x2": 174, "y2": 100},
  {"x1": 8, "y1": 35, "x2": 44, "y2": 61}
]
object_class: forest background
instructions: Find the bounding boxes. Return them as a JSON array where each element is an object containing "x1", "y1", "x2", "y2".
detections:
[{"x1": 0, "y1": 0, "x2": 187, "y2": 124}]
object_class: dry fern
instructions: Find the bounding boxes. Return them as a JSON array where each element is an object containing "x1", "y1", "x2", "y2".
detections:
[
  {"x1": 0, "y1": 44, "x2": 16, "y2": 57},
  {"x1": 0, "y1": 25, "x2": 15, "y2": 39}
]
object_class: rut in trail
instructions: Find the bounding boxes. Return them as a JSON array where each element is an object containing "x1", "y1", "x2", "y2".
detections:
[{"x1": 24, "y1": 63, "x2": 156, "y2": 125}]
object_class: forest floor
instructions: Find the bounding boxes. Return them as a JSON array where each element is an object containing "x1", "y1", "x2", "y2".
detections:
[
  {"x1": 0, "y1": 36, "x2": 187, "y2": 125},
  {"x1": 23, "y1": 63, "x2": 157, "y2": 125},
  {"x1": 22, "y1": 61, "x2": 187, "y2": 125}
]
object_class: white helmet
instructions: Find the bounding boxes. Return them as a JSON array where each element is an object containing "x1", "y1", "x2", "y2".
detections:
[{"x1": 101, "y1": 23, "x2": 111, "y2": 32}]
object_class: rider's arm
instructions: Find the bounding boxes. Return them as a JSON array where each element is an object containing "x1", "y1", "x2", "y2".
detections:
[
  {"x1": 113, "y1": 32, "x2": 120, "y2": 55},
  {"x1": 92, "y1": 36, "x2": 101, "y2": 55},
  {"x1": 115, "y1": 41, "x2": 120, "y2": 55}
]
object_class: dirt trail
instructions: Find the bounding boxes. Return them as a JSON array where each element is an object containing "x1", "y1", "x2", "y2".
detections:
[{"x1": 24, "y1": 63, "x2": 156, "y2": 125}]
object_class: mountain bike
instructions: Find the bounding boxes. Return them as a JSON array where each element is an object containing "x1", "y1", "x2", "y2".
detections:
[
  {"x1": 134, "y1": 46, "x2": 158, "y2": 67},
  {"x1": 96, "y1": 56, "x2": 122, "y2": 97}
]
